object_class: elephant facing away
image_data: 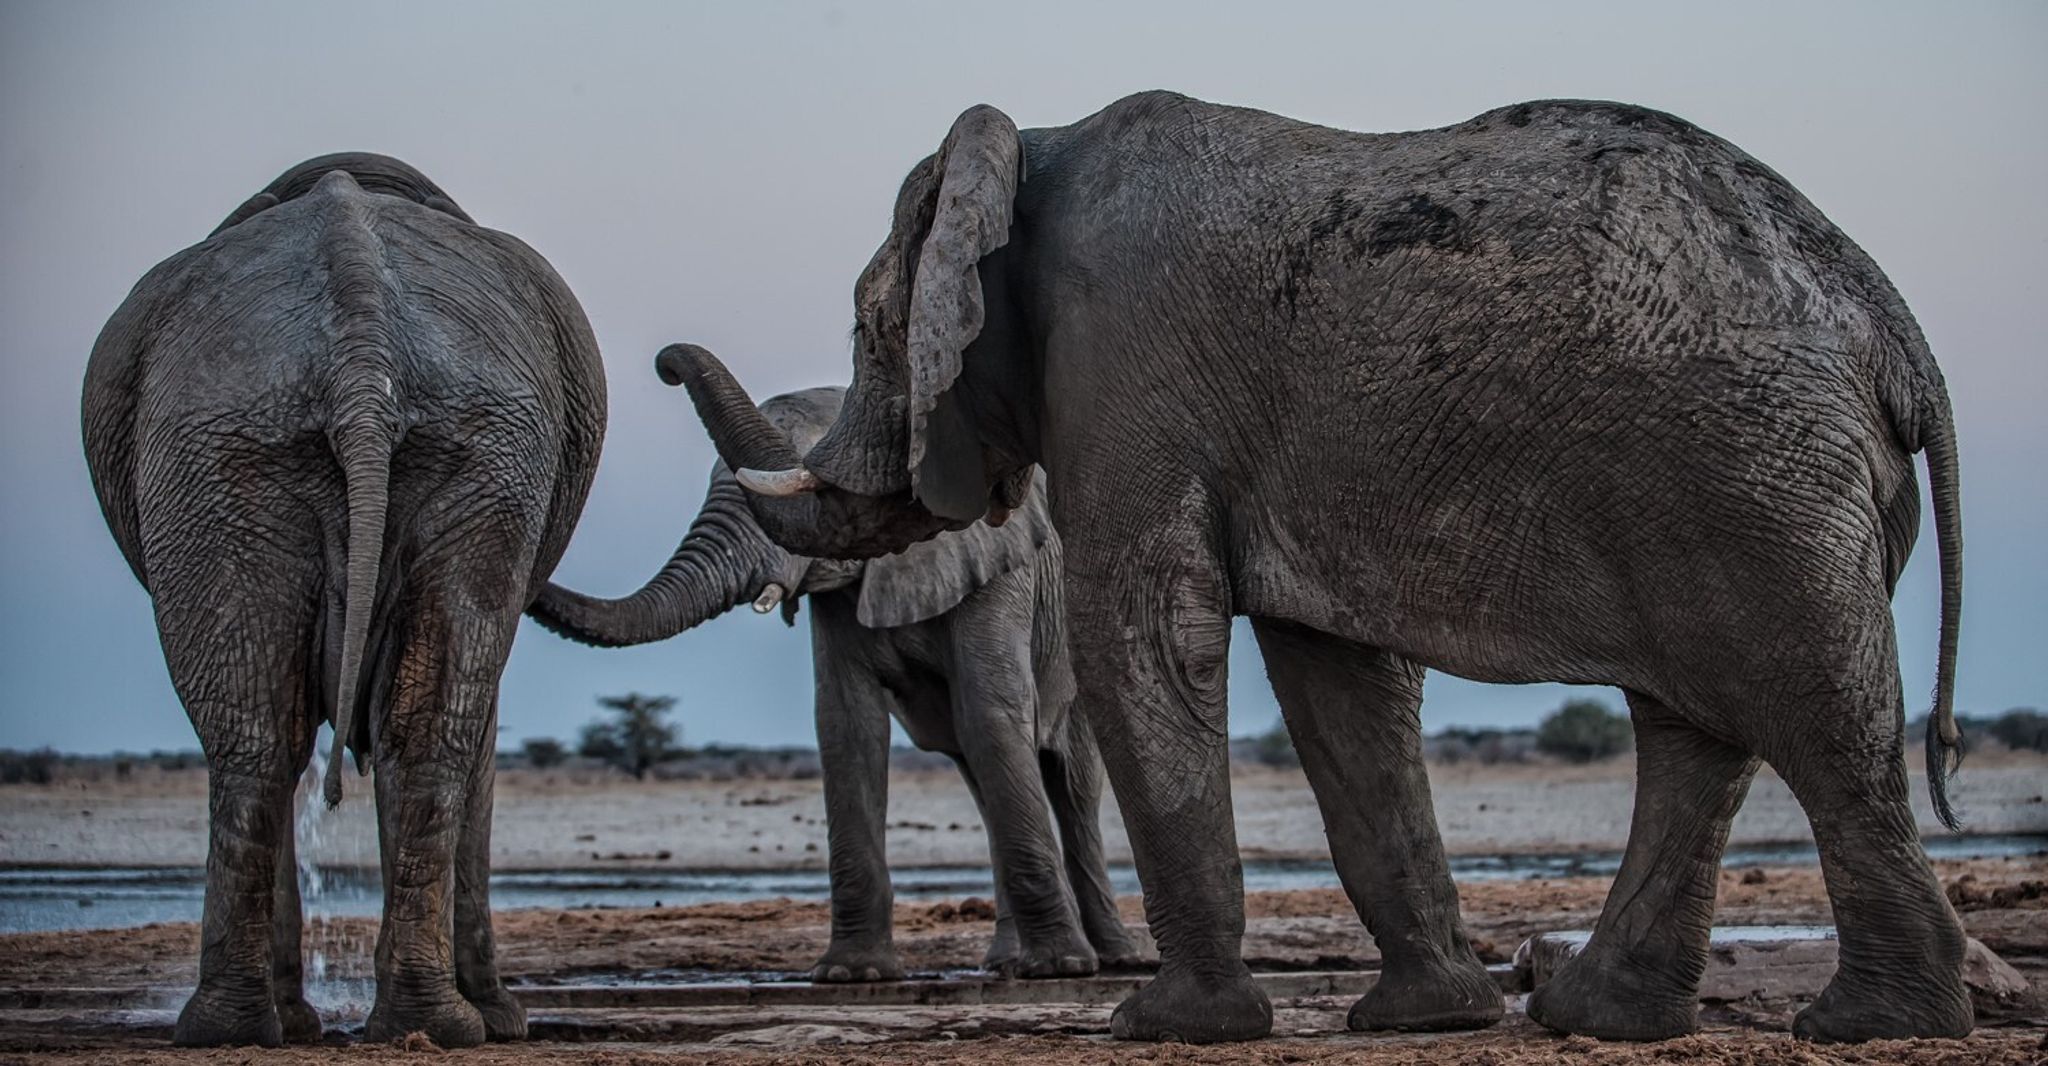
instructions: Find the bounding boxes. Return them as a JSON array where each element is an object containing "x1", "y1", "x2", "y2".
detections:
[
  {"x1": 82, "y1": 155, "x2": 606, "y2": 1047},
  {"x1": 675, "y1": 93, "x2": 1969, "y2": 1045},
  {"x1": 527, "y1": 369, "x2": 1140, "y2": 980}
]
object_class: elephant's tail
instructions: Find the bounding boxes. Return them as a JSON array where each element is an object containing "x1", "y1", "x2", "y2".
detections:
[
  {"x1": 317, "y1": 171, "x2": 402, "y2": 808},
  {"x1": 1921, "y1": 385, "x2": 1965, "y2": 831}
]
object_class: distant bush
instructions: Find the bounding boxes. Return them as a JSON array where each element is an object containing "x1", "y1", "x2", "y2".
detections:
[
  {"x1": 521, "y1": 737, "x2": 569, "y2": 769},
  {"x1": 0, "y1": 748, "x2": 58, "y2": 785},
  {"x1": 1248, "y1": 719, "x2": 1300, "y2": 768},
  {"x1": 1428, "y1": 727, "x2": 1537, "y2": 766},
  {"x1": 1987, "y1": 708, "x2": 2048, "y2": 753},
  {"x1": 1535, "y1": 699, "x2": 1632, "y2": 763}
]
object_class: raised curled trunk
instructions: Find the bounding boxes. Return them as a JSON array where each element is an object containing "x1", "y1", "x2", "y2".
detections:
[
  {"x1": 659, "y1": 342, "x2": 956, "y2": 560},
  {"x1": 658, "y1": 343, "x2": 805, "y2": 471},
  {"x1": 527, "y1": 476, "x2": 780, "y2": 647}
]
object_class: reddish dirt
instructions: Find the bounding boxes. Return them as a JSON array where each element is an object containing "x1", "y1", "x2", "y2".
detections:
[
  {"x1": 1, "y1": 858, "x2": 2041, "y2": 990},
  {"x1": 3, "y1": 1027, "x2": 2045, "y2": 1065},
  {"x1": 0, "y1": 858, "x2": 2040, "y2": 1062}
]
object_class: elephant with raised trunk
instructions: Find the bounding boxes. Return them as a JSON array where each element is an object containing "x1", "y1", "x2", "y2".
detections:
[
  {"x1": 528, "y1": 366, "x2": 1139, "y2": 980},
  {"x1": 83, "y1": 154, "x2": 605, "y2": 1047},
  {"x1": 673, "y1": 92, "x2": 1969, "y2": 1045}
]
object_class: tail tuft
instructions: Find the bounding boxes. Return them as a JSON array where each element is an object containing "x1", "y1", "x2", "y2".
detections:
[{"x1": 1924, "y1": 713, "x2": 1963, "y2": 832}]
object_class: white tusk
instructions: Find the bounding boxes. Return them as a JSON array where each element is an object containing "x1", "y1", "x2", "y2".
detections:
[
  {"x1": 736, "y1": 466, "x2": 821, "y2": 497},
  {"x1": 752, "y1": 584, "x2": 786, "y2": 614}
]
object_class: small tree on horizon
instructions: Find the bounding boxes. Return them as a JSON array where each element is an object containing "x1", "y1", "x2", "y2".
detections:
[
  {"x1": 522, "y1": 736, "x2": 568, "y2": 769},
  {"x1": 580, "y1": 693, "x2": 680, "y2": 779},
  {"x1": 1535, "y1": 698, "x2": 1632, "y2": 763}
]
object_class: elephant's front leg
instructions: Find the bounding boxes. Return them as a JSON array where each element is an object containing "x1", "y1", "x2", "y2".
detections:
[
  {"x1": 1250, "y1": 618, "x2": 1501, "y2": 1031},
  {"x1": 453, "y1": 703, "x2": 525, "y2": 1040},
  {"x1": 1067, "y1": 524, "x2": 1271, "y2": 1043},
  {"x1": 808, "y1": 600, "x2": 906, "y2": 982}
]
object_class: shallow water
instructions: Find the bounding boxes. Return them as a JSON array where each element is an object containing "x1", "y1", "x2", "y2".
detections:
[{"x1": 2, "y1": 833, "x2": 2039, "y2": 936}]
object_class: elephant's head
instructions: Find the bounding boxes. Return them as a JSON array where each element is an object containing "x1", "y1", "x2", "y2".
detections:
[
  {"x1": 527, "y1": 379, "x2": 1055, "y2": 646},
  {"x1": 676, "y1": 104, "x2": 1038, "y2": 561}
]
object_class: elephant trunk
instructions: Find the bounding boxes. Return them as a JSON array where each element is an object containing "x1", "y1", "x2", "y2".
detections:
[
  {"x1": 658, "y1": 341, "x2": 962, "y2": 560},
  {"x1": 527, "y1": 477, "x2": 784, "y2": 647},
  {"x1": 658, "y1": 343, "x2": 806, "y2": 474}
]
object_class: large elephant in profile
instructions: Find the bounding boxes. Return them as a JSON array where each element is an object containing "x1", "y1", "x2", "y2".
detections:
[
  {"x1": 527, "y1": 371, "x2": 1139, "y2": 979},
  {"x1": 82, "y1": 154, "x2": 606, "y2": 1047},
  {"x1": 667, "y1": 93, "x2": 1969, "y2": 1045}
]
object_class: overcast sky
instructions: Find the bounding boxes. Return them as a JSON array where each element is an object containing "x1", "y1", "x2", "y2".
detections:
[{"x1": 2, "y1": 1, "x2": 2042, "y2": 755}]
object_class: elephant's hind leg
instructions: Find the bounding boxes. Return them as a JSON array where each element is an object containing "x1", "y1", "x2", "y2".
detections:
[
  {"x1": 1755, "y1": 627, "x2": 1970, "y2": 1041},
  {"x1": 270, "y1": 799, "x2": 322, "y2": 1043},
  {"x1": 947, "y1": 590, "x2": 1095, "y2": 980},
  {"x1": 1040, "y1": 740, "x2": 1144, "y2": 968},
  {"x1": 152, "y1": 538, "x2": 320, "y2": 1047},
  {"x1": 1525, "y1": 692, "x2": 1757, "y2": 1040},
  {"x1": 1249, "y1": 618, "x2": 1501, "y2": 1032},
  {"x1": 946, "y1": 757, "x2": 1028, "y2": 973},
  {"x1": 454, "y1": 703, "x2": 525, "y2": 1040},
  {"x1": 362, "y1": 584, "x2": 518, "y2": 1049}
]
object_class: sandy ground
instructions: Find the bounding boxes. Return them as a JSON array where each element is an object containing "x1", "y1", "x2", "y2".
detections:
[
  {"x1": 1, "y1": 756, "x2": 2043, "y2": 1063},
  {"x1": 0, "y1": 857, "x2": 2042, "y2": 1062},
  {"x1": 5, "y1": 752, "x2": 2045, "y2": 870},
  {"x1": 2, "y1": 857, "x2": 2043, "y2": 991}
]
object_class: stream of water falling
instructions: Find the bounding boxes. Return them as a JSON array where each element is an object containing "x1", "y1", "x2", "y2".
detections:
[{"x1": 295, "y1": 738, "x2": 374, "y2": 1014}]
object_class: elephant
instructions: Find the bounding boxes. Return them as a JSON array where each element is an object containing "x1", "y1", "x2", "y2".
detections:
[
  {"x1": 82, "y1": 154, "x2": 606, "y2": 1047},
  {"x1": 526, "y1": 373, "x2": 1141, "y2": 980},
  {"x1": 664, "y1": 92, "x2": 1969, "y2": 1045}
]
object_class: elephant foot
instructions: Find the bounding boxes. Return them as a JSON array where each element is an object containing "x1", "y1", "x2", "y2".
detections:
[
  {"x1": 274, "y1": 992, "x2": 323, "y2": 1044},
  {"x1": 982, "y1": 918, "x2": 1021, "y2": 973},
  {"x1": 364, "y1": 985, "x2": 487, "y2": 1048},
  {"x1": 1091, "y1": 928, "x2": 1149, "y2": 972},
  {"x1": 1350, "y1": 957, "x2": 1503, "y2": 1032},
  {"x1": 1110, "y1": 960, "x2": 1272, "y2": 1043},
  {"x1": 174, "y1": 984, "x2": 283, "y2": 1047},
  {"x1": 1526, "y1": 952, "x2": 1696, "y2": 1041},
  {"x1": 809, "y1": 941, "x2": 906, "y2": 983},
  {"x1": 1792, "y1": 969, "x2": 1972, "y2": 1043},
  {"x1": 463, "y1": 983, "x2": 529, "y2": 1042},
  {"x1": 992, "y1": 933, "x2": 1096, "y2": 979}
]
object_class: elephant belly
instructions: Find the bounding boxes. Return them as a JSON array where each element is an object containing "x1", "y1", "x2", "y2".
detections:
[{"x1": 861, "y1": 622, "x2": 964, "y2": 755}]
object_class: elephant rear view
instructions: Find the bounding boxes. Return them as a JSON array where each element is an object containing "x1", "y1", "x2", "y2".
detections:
[
  {"x1": 528, "y1": 366, "x2": 1139, "y2": 980},
  {"x1": 82, "y1": 154, "x2": 605, "y2": 1047}
]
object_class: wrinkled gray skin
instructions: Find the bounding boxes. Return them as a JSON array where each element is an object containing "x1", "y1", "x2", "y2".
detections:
[
  {"x1": 527, "y1": 380, "x2": 1140, "y2": 980},
  {"x1": 677, "y1": 93, "x2": 1969, "y2": 1045},
  {"x1": 82, "y1": 154, "x2": 605, "y2": 1047}
]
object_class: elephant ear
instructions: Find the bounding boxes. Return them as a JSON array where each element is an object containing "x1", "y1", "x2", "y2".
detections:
[
  {"x1": 905, "y1": 104, "x2": 1024, "y2": 519},
  {"x1": 858, "y1": 467, "x2": 1050, "y2": 629}
]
